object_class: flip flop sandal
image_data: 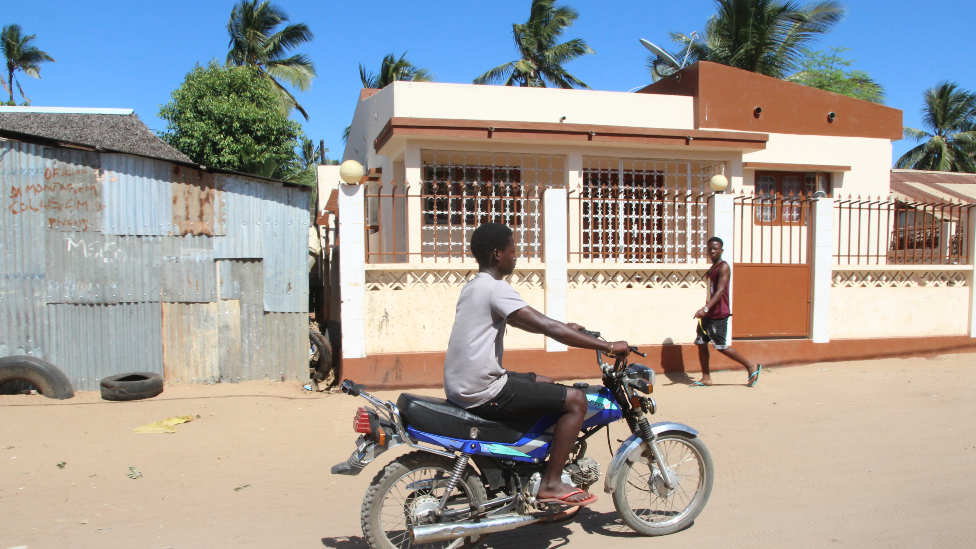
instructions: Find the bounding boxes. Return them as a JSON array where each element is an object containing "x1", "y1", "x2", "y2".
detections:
[
  {"x1": 690, "y1": 381, "x2": 711, "y2": 387},
  {"x1": 747, "y1": 365, "x2": 763, "y2": 387},
  {"x1": 537, "y1": 489, "x2": 598, "y2": 507}
]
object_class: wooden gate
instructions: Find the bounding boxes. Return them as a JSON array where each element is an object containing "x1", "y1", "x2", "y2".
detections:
[{"x1": 731, "y1": 193, "x2": 813, "y2": 338}]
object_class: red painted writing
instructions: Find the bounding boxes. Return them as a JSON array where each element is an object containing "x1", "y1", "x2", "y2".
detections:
[{"x1": 49, "y1": 217, "x2": 91, "y2": 232}]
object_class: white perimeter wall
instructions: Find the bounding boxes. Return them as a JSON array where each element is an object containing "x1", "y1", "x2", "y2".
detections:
[
  {"x1": 830, "y1": 285, "x2": 969, "y2": 339},
  {"x1": 567, "y1": 287, "x2": 704, "y2": 345}
]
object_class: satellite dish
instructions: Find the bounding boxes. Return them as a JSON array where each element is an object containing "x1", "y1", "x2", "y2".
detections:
[{"x1": 640, "y1": 33, "x2": 697, "y2": 82}]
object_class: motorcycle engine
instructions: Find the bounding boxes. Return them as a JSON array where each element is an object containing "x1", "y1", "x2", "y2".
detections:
[{"x1": 564, "y1": 457, "x2": 601, "y2": 488}]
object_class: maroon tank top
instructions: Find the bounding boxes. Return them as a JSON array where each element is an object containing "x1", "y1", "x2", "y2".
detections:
[{"x1": 705, "y1": 261, "x2": 731, "y2": 319}]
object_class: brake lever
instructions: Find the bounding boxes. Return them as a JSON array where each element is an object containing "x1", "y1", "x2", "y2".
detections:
[{"x1": 630, "y1": 346, "x2": 647, "y2": 358}]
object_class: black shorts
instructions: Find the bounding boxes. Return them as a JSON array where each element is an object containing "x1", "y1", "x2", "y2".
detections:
[
  {"x1": 468, "y1": 371, "x2": 567, "y2": 420},
  {"x1": 695, "y1": 316, "x2": 730, "y2": 349}
]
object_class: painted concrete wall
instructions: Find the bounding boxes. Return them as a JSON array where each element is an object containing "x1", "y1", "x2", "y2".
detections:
[
  {"x1": 364, "y1": 284, "x2": 545, "y2": 354},
  {"x1": 740, "y1": 133, "x2": 893, "y2": 198},
  {"x1": 389, "y1": 81, "x2": 695, "y2": 129},
  {"x1": 566, "y1": 287, "x2": 705, "y2": 345},
  {"x1": 830, "y1": 285, "x2": 969, "y2": 339}
]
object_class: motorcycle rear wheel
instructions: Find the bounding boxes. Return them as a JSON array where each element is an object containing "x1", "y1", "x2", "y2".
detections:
[
  {"x1": 361, "y1": 451, "x2": 487, "y2": 549},
  {"x1": 612, "y1": 432, "x2": 713, "y2": 536}
]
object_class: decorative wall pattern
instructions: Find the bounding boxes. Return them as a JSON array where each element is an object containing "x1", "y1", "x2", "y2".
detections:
[
  {"x1": 568, "y1": 269, "x2": 707, "y2": 290},
  {"x1": 366, "y1": 269, "x2": 545, "y2": 291},
  {"x1": 832, "y1": 270, "x2": 968, "y2": 288}
]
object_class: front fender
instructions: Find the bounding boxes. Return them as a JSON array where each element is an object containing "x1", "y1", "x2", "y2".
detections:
[{"x1": 602, "y1": 422, "x2": 699, "y2": 494}]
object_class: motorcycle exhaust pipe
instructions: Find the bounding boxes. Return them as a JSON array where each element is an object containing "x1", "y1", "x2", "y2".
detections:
[{"x1": 411, "y1": 513, "x2": 540, "y2": 544}]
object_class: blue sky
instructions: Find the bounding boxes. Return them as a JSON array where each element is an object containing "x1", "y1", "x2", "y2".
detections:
[{"x1": 3, "y1": 0, "x2": 975, "y2": 165}]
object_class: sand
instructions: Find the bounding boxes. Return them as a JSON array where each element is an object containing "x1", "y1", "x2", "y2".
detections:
[{"x1": 1, "y1": 353, "x2": 975, "y2": 549}]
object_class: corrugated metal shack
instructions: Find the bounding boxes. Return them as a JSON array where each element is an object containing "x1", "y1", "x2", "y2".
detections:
[{"x1": 0, "y1": 107, "x2": 309, "y2": 391}]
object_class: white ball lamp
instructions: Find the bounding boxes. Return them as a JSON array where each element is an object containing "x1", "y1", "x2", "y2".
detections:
[
  {"x1": 709, "y1": 174, "x2": 729, "y2": 192},
  {"x1": 339, "y1": 160, "x2": 365, "y2": 185}
]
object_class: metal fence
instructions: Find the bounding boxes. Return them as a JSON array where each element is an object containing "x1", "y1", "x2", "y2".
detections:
[
  {"x1": 734, "y1": 194, "x2": 815, "y2": 264},
  {"x1": 568, "y1": 188, "x2": 710, "y2": 263},
  {"x1": 567, "y1": 157, "x2": 720, "y2": 264},
  {"x1": 834, "y1": 196, "x2": 973, "y2": 265}
]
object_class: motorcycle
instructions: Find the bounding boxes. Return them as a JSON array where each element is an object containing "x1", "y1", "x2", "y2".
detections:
[{"x1": 331, "y1": 330, "x2": 713, "y2": 549}]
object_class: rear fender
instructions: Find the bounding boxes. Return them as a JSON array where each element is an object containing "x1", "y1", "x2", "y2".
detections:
[
  {"x1": 602, "y1": 422, "x2": 699, "y2": 494},
  {"x1": 330, "y1": 435, "x2": 397, "y2": 476}
]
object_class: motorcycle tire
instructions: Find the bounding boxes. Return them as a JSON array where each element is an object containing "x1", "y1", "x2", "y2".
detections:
[
  {"x1": 361, "y1": 450, "x2": 487, "y2": 549},
  {"x1": 612, "y1": 432, "x2": 714, "y2": 536}
]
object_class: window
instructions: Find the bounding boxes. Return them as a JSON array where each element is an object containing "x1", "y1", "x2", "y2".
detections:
[
  {"x1": 419, "y1": 151, "x2": 562, "y2": 261},
  {"x1": 754, "y1": 171, "x2": 831, "y2": 226}
]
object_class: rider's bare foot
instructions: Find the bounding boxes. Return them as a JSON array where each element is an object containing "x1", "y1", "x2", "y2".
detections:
[
  {"x1": 692, "y1": 377, "x2": 712, "y2": 386},
  {"x1": 537, "y1": 480, "x2": 592, "y2": 504}
]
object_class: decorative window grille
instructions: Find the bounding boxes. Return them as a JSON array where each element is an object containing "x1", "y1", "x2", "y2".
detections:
[
  {"x1": 572, "y1": 157, "x2": 720, "y2": 263},
  {"x1": 420, "y1": 151, "x2": 564, "y2": 261}
]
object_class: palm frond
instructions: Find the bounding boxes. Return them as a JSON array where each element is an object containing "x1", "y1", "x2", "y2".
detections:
[
  {"x1": 903, "y1": 127, "x2": 931, "y2": 142},
  {"x1": 474, "y1": 61, "x2": 518, "y2": 85}
]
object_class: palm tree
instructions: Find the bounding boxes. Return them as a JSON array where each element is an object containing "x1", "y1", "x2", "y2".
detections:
[
  {"x1": 474, "y1": 0, "x2": 594, "y2": 88},
  {"x1": 669, "y1": 0, "x2": 845, "y2": 79},
  {"x1": 895, "y1": 82, "x2": 976, "y2": 173},
  {"x1": 359, "y1": 52, "x2": 434, "y2": 89},
  {"x1": 226, "y1": 0, "x2": 316, "y2": 120},
  {"x1": 1, "y1": 24, "x2": 55, "y2": 104}
]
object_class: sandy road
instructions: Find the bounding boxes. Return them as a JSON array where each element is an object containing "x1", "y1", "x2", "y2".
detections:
[{"x1": 1, "y1": 353, "x2": 975, "y2": 549}]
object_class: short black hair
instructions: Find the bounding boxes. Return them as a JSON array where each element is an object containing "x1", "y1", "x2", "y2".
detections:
[
  {"x1": 707, "y1": 236, "x2": 724, "y2": 248},
  {"x1": 471, "y1": 223, "x2": 513, "y2": 265}
]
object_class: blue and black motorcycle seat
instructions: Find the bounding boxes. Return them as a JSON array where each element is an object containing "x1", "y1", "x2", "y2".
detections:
[{"x1": 397, "y1": 393, "x2": 538, "y2": 444}]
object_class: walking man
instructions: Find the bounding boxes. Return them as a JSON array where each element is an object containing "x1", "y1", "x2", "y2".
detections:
[{"x1": 692, "y1": 236, "x2": 762, "y2": 387}]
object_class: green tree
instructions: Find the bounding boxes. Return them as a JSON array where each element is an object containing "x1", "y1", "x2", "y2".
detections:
[
  {"x1": 1, "y1": 24, "x2": 55, "y2": 104},
  {"x1": 158, "y1": 62, "x2": 304, "y2": 178},
  {"x1": 669, "y1": 0, "x2": 845, "y2": 79},
  {"x1": 359, "y1": 52, "x2": 434, "y2": 89},
  {"x1": 226, "y1": 0, "x2": 316, "y2": 120},
  {"x1": 896, "y1": 82, "x2": 976, "y2": 173},
  {"x1": 474, "y1": 0, "x2": 594, "y2": 88},
  {"x1": 788, "y1": 47, "x2": 884, "y2": 103}
]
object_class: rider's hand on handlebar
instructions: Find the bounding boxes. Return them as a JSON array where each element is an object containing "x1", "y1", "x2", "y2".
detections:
[
  {"x1": 567, "y1": 323, "x2": 585, "y2": 332},
  {"x1": 606, "y1": 340, "x2": 631, "y2": 357}
]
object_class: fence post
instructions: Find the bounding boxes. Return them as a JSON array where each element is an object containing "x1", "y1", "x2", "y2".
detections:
[
  {"x1": 810, "y1": 198, "x2": 834, "y2": 343},
  {"x1": 339, "y1": 183, "x2": 367, "y2": 359},
  {"x1": 543, "y1": 187, "x2": 568, "y2": 352},
  {"x1": 968, "y1": 208, "x2": 976, "y2": 337},
  {"x1": 708, "y1": 194, "x2": 735, "y2": 334}
]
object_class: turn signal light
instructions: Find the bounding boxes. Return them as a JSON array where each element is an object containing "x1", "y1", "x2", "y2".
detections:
[{"x1": 353, "y1": 407, "x2": 372, "y2": 434}]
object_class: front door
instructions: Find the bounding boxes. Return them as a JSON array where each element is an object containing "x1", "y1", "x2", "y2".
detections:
[{"x1": 731, "y1": 186, "x2": 812, "y2": 338}]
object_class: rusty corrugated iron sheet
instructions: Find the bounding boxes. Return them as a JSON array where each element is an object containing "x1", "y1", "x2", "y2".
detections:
[
  {"x1": 100, "y1": 154, "x2": 174, "y2": 236},
  {"x1": 1, "y1": 141, "x2": 51, "y2": 358},
  {"x1": 48, "y1": 302, "x2": 163, "y2": 391},
  {"x1": 161, "y1": 234, "x2": 216, "y2": 302},
  {"x1": 215, "y1": 175, "x2": 309, "y2": 313},
  {"x1": 216, "y1": 258, "x2": 307, "y2": 382},
  {"x1": 2, "y1": 138, "x2": 309, "y2": 391}
]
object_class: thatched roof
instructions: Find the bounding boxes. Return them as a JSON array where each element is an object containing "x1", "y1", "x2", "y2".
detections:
[{"x1": 0, "y1": 107, "x2": 190, "y2": 163}]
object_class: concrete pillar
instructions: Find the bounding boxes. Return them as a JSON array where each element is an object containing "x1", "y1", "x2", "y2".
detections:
[
  {"x1": 566, "y1": 152, "x2": 583, "y2": 262},
  {"x1": 404, "y1": 145, "x2": 422, "y2": 263},
  {"x1": 708, "y1": 194, "x2": 735, "y2": 335},
  {"x1": 967, "y1": 208, "x2": 976, "y2": 337},
  {"x1": 339, "y1": 184, "x2": 367, "y2": 358},
  {"x1": 543, "y1": 188, "x2": 568, "y2": 352},
  {"x1": 810, "y1": 198, "x2": 834, "y2": 343}
]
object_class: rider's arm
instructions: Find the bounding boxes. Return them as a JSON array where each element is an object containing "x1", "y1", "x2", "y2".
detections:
[{"x1": 508, "y1": 306, "x2": 629, "y2": 355}]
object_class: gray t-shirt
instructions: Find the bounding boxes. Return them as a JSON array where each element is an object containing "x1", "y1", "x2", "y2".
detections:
[{"x1": 443, "y1": 273, "x2": 529, "y2": 408}]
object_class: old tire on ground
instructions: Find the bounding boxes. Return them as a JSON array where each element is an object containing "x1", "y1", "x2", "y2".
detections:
[
  {"x1": 100, "y1": 372, "x2": 164, "y2": 402},
  {"x1": 0, "y1": 355, "x2": 75, "y2": 399},
  {"x1": 309, "y1": 329, "x2": 333, "y2": 384}
]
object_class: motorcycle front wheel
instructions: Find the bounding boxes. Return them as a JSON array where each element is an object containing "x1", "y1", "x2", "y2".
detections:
[
  {"x1": 612, "y1": 432, "x2": 714, "y2": 536},
  {"x1": 361, "y1": 451, "x2": 487, "y2": 549}
]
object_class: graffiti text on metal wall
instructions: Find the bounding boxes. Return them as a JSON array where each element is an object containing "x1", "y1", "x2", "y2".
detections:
[
  {"x1": 66, "y1": 237, "x2": 126, "y2": 264},
  {"x1": 6, "y1": 163, "x2": 112, "y2": 231}
]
